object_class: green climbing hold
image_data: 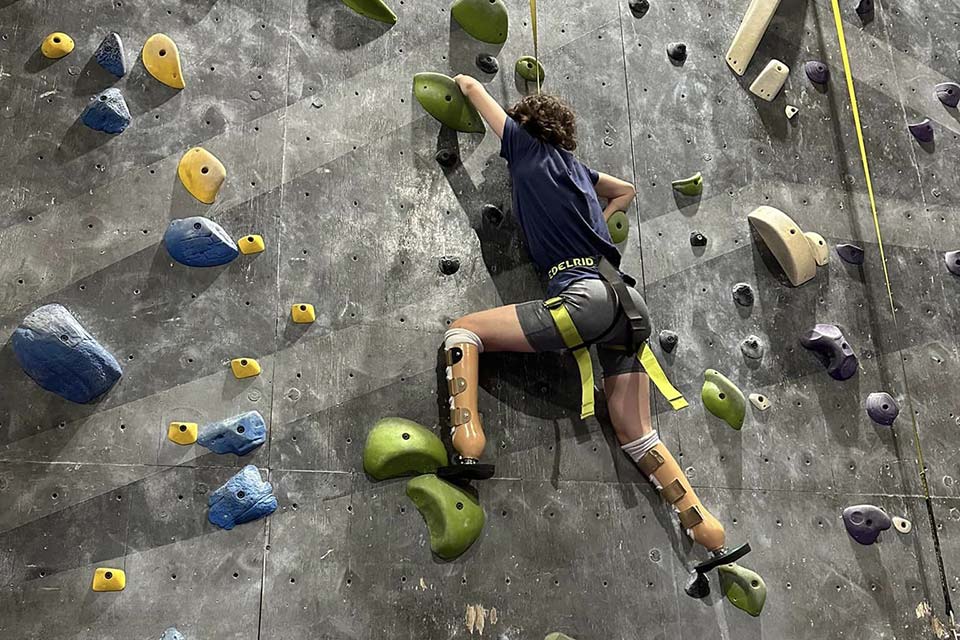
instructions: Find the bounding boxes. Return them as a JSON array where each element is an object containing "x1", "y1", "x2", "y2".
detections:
[
  {"x1": 701, "y1": 369, "x2": 746, "y2": 430},
  {"x1": 339, "y1": 0, "x2": 397, "y2": 24},
  {"x1": 671, "y1": 172, "x2": 703, "y2": 196},
  {"x1": 515, "y1": 56, "x2": 545, "y2": 83},
  {"x1": 363, "y1": 417, "x2": 448, "y2": 480},
  {"x1": 451, "y1": 0, "x2": 508, "y2": 44},
  {"x1": 718, "y1": 563, "x2": 767, "y2": 617},
  {"x1": 406, "y1": 474, "x2": 485, "y2": 559},
  {"x1": 413, "y1": 72, "x2": 485, "y2": 134},
  {"x1": 607, "y1": 210, "x2": 629, "y2": 243}
]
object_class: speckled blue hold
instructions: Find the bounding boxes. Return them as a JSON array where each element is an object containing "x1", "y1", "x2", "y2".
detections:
[
  {"x1": 12, "y1": 304, "x2": 122, "y2": 404},
  {"x1": 160, "y1": 628, "x2": 185, "y2": 640},
  {"x1": 208, "y1": 465, "x2": 278, "y2": 530},
  {"x1": 163, "y1": 217, "x2": 239, "y2": 267},
  {"x1": 94, "y1": 32, "x2": 126, "y2": 77},
  {"x1": 198, "y1": 411, "x2": 267, "y2": 456},
  {"x1": 81, "y1": 88, "x2": 131, "y2": 134}
]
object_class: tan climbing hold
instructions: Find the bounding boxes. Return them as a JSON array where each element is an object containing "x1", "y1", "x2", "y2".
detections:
[
  {"x1": 41, "y1": 32, "x2": 74, "y2": 59},
  {"x1": 178, "y1": 147, "x2": 226, "y2": 204},
  {"x1": 785, "y1": 104, "x2": 799, "y2": 119},
  {"x1": 748, "y1": 59, "x2": 789, "y2": 102},
  {"x1": 142, "y1": 33, "x2": 185, "y2": 89},
  {"x1": 726, "y1": 0, "x2": 781, "y2": 76},
  {"x1": 804, "y1": 231, "x2": 829, "y2": 266},
  {"x1": 747, "y1": 205, "x2": 822, "y2": 286}
]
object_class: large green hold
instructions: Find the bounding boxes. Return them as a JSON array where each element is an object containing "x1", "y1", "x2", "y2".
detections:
[
  {"x1": 406, "y1": 474, "x2": 485, "y2": 559},
  {"x1": 515, "y1": 56, "x2": 545, "y2": 83},
  {"x1": 671, "y1": 171, "x2": 703, "y2": 196},
  {"x1": 718, "y1": 563, "x2": 767, "y2": 617},
  {"x1": 363, "y1": 417, "x2": 447, "y2": 480},
  {"x1": 413, "y1": 72, "x2": 485, "y2": 133},
  {"x1": 607, "y1": 210, "x2": 629, "y2": 243},
  {"x1": 701, "y1": 369, "x2": 746, "y2": 430},
  {"x1": 451, "y1": 0, "x2": 508, "y2": 44},
  {"x1": 339, "y1": 0, "x2": 397, "y2": 24}
]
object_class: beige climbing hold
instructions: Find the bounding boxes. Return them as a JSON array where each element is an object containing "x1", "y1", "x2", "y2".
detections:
[
  {"x1": 142, "y1": 33, "x2": 185, "y2": 89},
  {"x1": 804, "y1": 231, "x2": 829, "y2": 266},
  {"x1": 41, "y1": 32, "x2": 74, "y2": 59},
  {"x1": 749, "y1": 59, "x2": 789, "y2": 102},
  {"x1": 893, "y1": 516, "x2": 912, "y2": 534},
  {"x1": 178, "y1": 147, "x2": 226, "y2": 204},
  {"x1": 748, "y1": 393, "x2": 770, "y2": 411},
  {"x1": 726, "y1": 0, "x2": 782, "y2": 76},
  {"x1": 747, "y1": 205, "x2": 822, "y2": 286},
  {"x1": 785, "y1": 104, "x2": 799, "y2": 119}
]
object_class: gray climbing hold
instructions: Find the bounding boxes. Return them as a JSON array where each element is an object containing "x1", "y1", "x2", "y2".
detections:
[
  {"x1": 800, "y1": 323, "x2": 858, "y2": 380},
  {"x1": 482, "y1": 203, "x2": 504, "y2": 226},
  {"x1": 197, "y1": 411, "x2": 267, "y2": 456},
  {"x1": 935, "y1": 82, "x2": 960, "y2": 108},
  {"x1": 732, "y1": 282, "x2": 754, "y2": 306},
  {"x1": 690, "y1": 231, "x2": 707, "y2": 247},
  {"x1": 892, "y1": 516, "x2": 912, "y2": 534},
  {"x1": 842, "y1": 504, "x2": 890, "y2": 545},
  {"x1": 944, "y1": 251, "x2": 960, "y2": 276},
  {"x1": 628, "y1": 0, "x2": 649, "y2": 18},
  {"x1": 908, "y1": 119, "x2": 934, "y2": 143},
  {"x1": 740, "y1": 335, "x2": 764, "y2": 360},
  {"x1": 749, "y1": 393, "x2": 770, "y2": 411},
  {"x1": 854, "y1": 0, "x2": 873, "y2": 15},
  {"x1": 12, "y1": 304, "x2": 123, "y2": 404},
  {"x1": 659, "y1": 329, "x2": 678, "y2": 352},
  {"x1": 81, "y1": 88, "x2": 131, "y2": 134},
  {"x1": 476, "y1": 53, "x2": 499, "y2": 75},
  {"x1": 439, "y1": 256, "x2": 460, "y2": 275},
  {"x1": 94, "y1": 32, "x2": 126, "y2": 77},
  {"x1": 667, "y1": 42, "x2": 687, "y2": 63},
  {"x1": 804, "y1": 60, "x2": 829, "y2": 84},
  {"x1": 164, "y1": 217, "x2": 240, "y2": 267},
  {"x1": 208, "y1": 465, "x2": 278, "y2": 530},
  {"x1": 836, "y1": 243, "x2": 865, "y2": 265},
  {"x1": 865, "y1": 392, "x2": 899, "y2": 426},
  {"x1": 160, "y1": 628, "x2": 185, "y2": 640}
]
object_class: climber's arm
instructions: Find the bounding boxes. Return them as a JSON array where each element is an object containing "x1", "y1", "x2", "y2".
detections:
[
  {"x1": 594, "y1": 172, "x2": 637, "y2": 221},
  {"x1": 454, "y1": 74, "x2": 507, "y2": 139}
]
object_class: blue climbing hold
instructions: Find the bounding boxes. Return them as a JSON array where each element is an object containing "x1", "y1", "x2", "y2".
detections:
[
  {"x1": 208, "y1": 465, "x2": 278, "y2": 530},
  {"x1": 160, "y1": 628, "x2": 185, "y2": 640},
  {"x1": 163, "y1": 217, "x2": 239, "y2": 267},
  {"x1": 94, "y1": 32, "x2": 126, "y2": 77},
  {"x1": 197, "y1": 411, "x2": 267, "y2": 456},
  {"x1": 81, "y1": 88, "x2": 131, "y2": 134},
  {"x1": 12, "y1": 304, "x2": 123, "y2": 404}
]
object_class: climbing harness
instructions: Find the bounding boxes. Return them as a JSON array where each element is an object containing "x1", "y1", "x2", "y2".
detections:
[
  {"x1": 830, "y1": 0, "x2": 956, "y2": 632},
  {"x1": 529, "y1": 0, "x2": 541, "y2": 93},
  {"x1": 543, "y1": 257, "x2": 688, "y2": 420}
]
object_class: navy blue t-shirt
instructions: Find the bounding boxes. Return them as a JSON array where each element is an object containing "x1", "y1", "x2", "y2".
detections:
[{"x1": 499, "y1": 116, "x2": 624, "y2": 297}]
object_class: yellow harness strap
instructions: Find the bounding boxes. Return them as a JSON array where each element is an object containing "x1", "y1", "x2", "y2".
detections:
[
  {"x1": 544, "y1": 297, "x2": 595, "y2": 419},
  {"x1": 637, "y1": 344, "x2": 689, "y2": 410}
]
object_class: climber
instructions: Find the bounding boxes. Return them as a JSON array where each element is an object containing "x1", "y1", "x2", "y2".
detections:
[{"x1": 440, "y1": 74, "x2": 749, "y2": 574}]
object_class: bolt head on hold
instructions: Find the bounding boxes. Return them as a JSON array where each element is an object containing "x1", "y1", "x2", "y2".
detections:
[
  {"x1": 475, "y1": 53, "x2": 499, "y2": 75},
  {"x1": 836, "y1": 243, "x2": 865, "y2": 265},
  {"x1": 908, "y1": 118, "x2": 934, "y2": 143},
  {"x1": 690, "y1": 231, "x2": 707, "y2": 247},
  {"x1": 804, "y1": 60, "x2": 829, "y2": 84},
  {"x1": 666, "y1": 42, "x2": 687, "y2": 63},
  {"x1": 865, "y1": 392, "x2": 899, "y2": 426},
  {"x1": 842, "y1": 504, "x2": 891, "y2": 545}
]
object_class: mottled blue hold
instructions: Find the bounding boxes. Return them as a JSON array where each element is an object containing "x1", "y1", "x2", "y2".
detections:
[
  {"x1": 198, "y1": 411, "x2": 267, "y2": 456},
  {"x1": 160, "y1": 628, "x2": 185, "y2": 640},
  {"x1": 11, "y1": 304, "x2": 123, "y2": 403},
  {"x1": 804, "y1": 60, "x2": 829, "y2": 84},
  {"x1": 908, "y1": 119, "x2": 934, "y2": 143},
  {"x1": 936, "y1": 82, "x2": 960, "y2": 108},
  {"x1": 94, "y1": 32, "x2": 126, "y2": 77},
  {"x1": 163, "y1": 217, "x2": 239, "y2": 267},
  {"x1": 208, "y1": 465, "x2": 278, "y2": 530},
  {"x1": 842, "y1": 504, "x2": 890, "y2": 545},
  {"x1": 81, "y1": 88, "x2": 131, "y2": 134}
]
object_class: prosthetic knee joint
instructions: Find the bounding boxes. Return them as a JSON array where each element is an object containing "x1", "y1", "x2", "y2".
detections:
[{"x1": 439, "y1": 329, "x2": 494, "y2": 481}]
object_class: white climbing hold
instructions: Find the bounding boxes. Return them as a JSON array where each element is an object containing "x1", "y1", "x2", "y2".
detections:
[
  {"x1": 749, "y1": 393, "x2": 770, "y2": 411},
  {"x1": 892, "y1": 516, "x2": 912, "y2": 534},
  {"x1": 785, "y1": 104, "x2": 799, "y2": 119}
]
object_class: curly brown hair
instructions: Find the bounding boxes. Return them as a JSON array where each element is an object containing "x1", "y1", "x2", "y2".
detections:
[{"x1": 506, "y1": 94, "x2": 577, "y2": 151}]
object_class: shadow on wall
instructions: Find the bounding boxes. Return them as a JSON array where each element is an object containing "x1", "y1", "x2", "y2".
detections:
[{"x1": 308, "y1": 0, "x2": 394, "y2": 50}]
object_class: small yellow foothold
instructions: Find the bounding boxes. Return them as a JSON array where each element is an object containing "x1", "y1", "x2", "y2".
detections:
[
  {"x1": 91, "y1": 567, "x2": 126, "y2": 592},
  {"x1": 238, "y1": 234, "x2": 265, "y2": 255},
  {"x1": 167, "y1": 422, "x2": 198, "y2": 445},
  {"x1": 291, "y1": 304, "x2": 316, "y2": 324},
  {"x1": 41, "y1": 32, "x2": 74, "y2": 59},
  {"x1": 177, "y1": 147, "x2": 226, "y2": 204},
  {"x1": 142, "y1": 33, "x2": 184, "y2": 89},
  {"x1": 231, "y1": 358, "x2": 261, "y2": 379}
]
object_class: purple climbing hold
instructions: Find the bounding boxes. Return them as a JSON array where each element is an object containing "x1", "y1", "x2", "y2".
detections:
[
  {"x1": 476, "y1": 53, "x2": 499, "y2": 75},
  {"x1": 842, "y1": 504, "x2": 891, "y2": 545},
  {"x1": 804, "y1": 60, "x2": 829, "y2": 84},
  {"x1": 667, "y1": 42, "x2": 687, "y2": 63},
  {"x1": 81, "y1": 88, "x2": 131, "y2": 134},
  {"x1": 94, "y1": 32, "x2": 126, "y2": 77},
  {"x1": 944, "y1": 251, "x2": 960, "y2": 276},
  {"x1": 865, "y1": 392, "x2": 899, "y2": 426},
  {"x1": 854, "y1": 0, "x2": 873, "y2": 15},
  {"x1": 908, "y1": 119, "x2": 934, "y2": 143},
  {"x1": 836, "y1": 243, "x2": 865, "y2": 265},
  {"x1": 482, "y1": 203, "x2": 504, "y2": 226},
  {"x1": 208, "y1": 465, "x2": 278, "y2": 530},
  {"x1": 800, "y1": 323, "x2": 858, "y2": 380},
  {"x1": 935, "y1": 82, "x2": 960, "y2": 108}
]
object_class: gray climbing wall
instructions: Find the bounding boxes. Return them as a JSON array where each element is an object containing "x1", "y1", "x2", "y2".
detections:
[{"x1": 1, "y1": 0, "x2": 959, "y2": 637}]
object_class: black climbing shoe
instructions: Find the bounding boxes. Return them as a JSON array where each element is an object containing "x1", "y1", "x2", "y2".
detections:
[
  {"x1": 685, "y1": 542, "x2": 752, "y2": 599},
  {"x1": 437, "y1": 462, "x2": 495, "y2": 482}
]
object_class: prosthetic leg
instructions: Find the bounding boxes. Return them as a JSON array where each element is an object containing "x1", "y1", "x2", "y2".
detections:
[
  {"x1": 623, "y1": 432, "x2": 751, "y2": 597},
  {"x1": 437, "y1": 329, "x2": 495, "y2": 481}
]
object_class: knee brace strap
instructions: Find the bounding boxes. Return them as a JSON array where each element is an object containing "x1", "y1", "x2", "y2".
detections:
[
  {"x1": 451, "y1": 406, "x2": 472, "y2": 426},
  {"x1": 636, "y1": 449, "x2": 665, "y2": 477},
  {"x1": 679, "y1": 505, "x2": 705, "y2": 529},
  {"x1": 661, "y1": 479, "x2": 687, "y2": 504}
]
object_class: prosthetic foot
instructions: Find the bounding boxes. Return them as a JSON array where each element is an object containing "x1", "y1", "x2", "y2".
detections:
[{"x1": 437, "y1": 335, "x2": 494, "y2": 482}]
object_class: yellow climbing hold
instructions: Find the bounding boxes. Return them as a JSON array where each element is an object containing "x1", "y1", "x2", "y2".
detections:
[
  {"x1": 291, "y1": 304, "x2": 316, "y2": 324},
  {"x1": 91, "y1": 567, "x2": 126, "y2": 592},
  {"x1": 238, "y1": 234, "x2": 265, "y2": 255},
  {"x1": 231, "y1": 358, "x2": 261, "y2": 379},
  {"x1": 177, "y1": 147, "x2": 226, "y2": 204},
  {"x1": 41, "y1": 32, "x2": 74, "y2": 59},
  {"x1": 142, "y1": 33, "x2": 185, "y2": 89},
  {"x1": 167, "y1": 421, "x2": 198, "y2": 445}
]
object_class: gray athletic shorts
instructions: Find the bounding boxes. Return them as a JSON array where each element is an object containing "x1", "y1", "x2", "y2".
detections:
[{"x1": 515, "y1": 277, "x2": 651, "y2": 377}]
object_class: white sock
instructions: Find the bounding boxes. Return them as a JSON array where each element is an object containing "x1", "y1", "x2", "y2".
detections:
[
  {"x1": 621, "y1": 431, "x2": 660, "y2": 464},
  {"x1": 444, "y1": 328, "x2": 484, "y2": 353}
]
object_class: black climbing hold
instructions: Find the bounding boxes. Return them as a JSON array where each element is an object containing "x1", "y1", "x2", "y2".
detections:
[
  {"x1": 908, "y1": 119, "x2": 934, "y2": 143},
  {"x1": 482, "y1": 203, "x2": 504, "y2": 226},
  {"x1": 475, "y1": 53, "x2": 499, "y2": 75},
  {"x1": 836, "y1": 243, "x2": 865, "y2": 265},
  {"x1": 667, "y1": 42, "x2": 687, "y2": 63},
  {"x1": 732, "y1": 282, "x2": 754, "y2": 307},
  {"x1": 944, "y1": 251, "x2": 960, "y2": 276},
  {"x1": 435, "y1": 148, "x2": 459, "y2": 168},
  {"x1": 804, "y1": 60, "x2": 829, "y2": 84},
  {"x1": 740, "y1": 335, "x2": 764, "y2": 360},
  {"x1": 659, "y1": 329, "x2": 678, "y2": 352},
  {"x1": 936, "y1": 82, "x2": 960, "y2": 108},
  {"x1": 690, "y1": 231, "x2": 707, "y2": 247},
  {"x1": 799, "y1": 323, "x2": 858, "y2": 381},
  {"x1": 628, "y1": 0, "x2": 650, "y2": 18},
  {"x1": 685, "y1": 571, "x2": 710, "y2": 598},
  {"x1": 866, "y1": 392, "x2": 899, "y2": 426},
  {"x1": 842, "y1": 504, "x2": 890, "y2": 545},
  {"x1": 854, "y1": 0, "x2": 873, "y2": 15},
  {"x1": 439, "y1": 256, "x2": 461, "y2": 275}
]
